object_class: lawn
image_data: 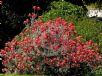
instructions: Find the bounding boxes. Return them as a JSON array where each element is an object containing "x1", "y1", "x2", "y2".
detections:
[{"x1": 0, "y1": 74, "x2": 46, "y2": 76}]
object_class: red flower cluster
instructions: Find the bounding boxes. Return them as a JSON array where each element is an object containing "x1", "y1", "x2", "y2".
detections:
[
  {"x1": 23, "y1": 6, "x2": 41, "y2": 26},
  {"x1": 0, "y1": 17, "x2": 102, "y2": 74},
  {"x1": 32, "y1": 6, "x2": 41, "y2": 11},
  {"x1": 0, "y1": 0, "x2": 3, "y2": 5}
]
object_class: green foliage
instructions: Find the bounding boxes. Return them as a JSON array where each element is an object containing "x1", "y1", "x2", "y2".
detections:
[
  {"x1": 75, "y1": 18, "x2": 102, "y2": 43},
  {"x1": 98, "y1": 33, "x2": 102, "y2": 53},
  {"x1": 0, "y1": 74, "x2": 46, "y2": 76},
  {"x1": 42, "y1": 0, "x2": 87, "y2": 22},
  {"x1": 95, "y1": 65, "x2": 102, "y2": 76}
]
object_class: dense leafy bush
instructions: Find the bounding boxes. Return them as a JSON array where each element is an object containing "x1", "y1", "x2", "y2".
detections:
[
  {"x1": 0, "y1": 17, "x2": 102, "y2": 75},
  {"x1": 42, "y1": 0, "x2": 87, "y2": 22},
  {"x1": 75, "y1": 18, "x2": 102, "y2": 43}
]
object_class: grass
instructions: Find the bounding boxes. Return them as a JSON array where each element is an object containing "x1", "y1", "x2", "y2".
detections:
[
  {"x1": 96, "y1": 74, "x2": 102, "y2": 76},
  {"x1": 0, "y1": 74, "x2": 47, "y2": 76},
  {"x1": 1, "y1": 73, "x2": 102, "y2": 76}
]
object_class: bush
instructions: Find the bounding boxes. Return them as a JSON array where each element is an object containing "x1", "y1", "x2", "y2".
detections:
[
  {"x1": 75, "y1": 18, "x2": 102, "y2": 43},
  {"x1": 0, "y1": 17, "x2": 102, "y2": 75},
  {"x1": 42, "y1": 0, "x2": 87, "y2": 22}
]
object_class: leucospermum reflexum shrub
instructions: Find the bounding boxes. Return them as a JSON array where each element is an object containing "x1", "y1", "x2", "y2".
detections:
[{"x1": 0, "y1": 17, "x2": 102, "y2": 75}]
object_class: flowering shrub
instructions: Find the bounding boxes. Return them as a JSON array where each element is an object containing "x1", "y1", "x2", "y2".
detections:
[{"x1": 0, "y1": 17, "x2": 102, "y2": 75}]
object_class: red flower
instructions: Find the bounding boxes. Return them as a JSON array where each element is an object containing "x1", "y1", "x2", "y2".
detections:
[
  {"x1": 27, "y1": 57, "x2": 33, "y2": 61},
  {"x1": 0, "y1": 1, "x2": 3, "y2": 5},
  {"x1": 17, "y1": 64, "x2": 21, "y2": 69},
  {"x1": 23, "y1": 19, "x2": 29, "y2": 24},
  {"x1": 9, "y1": 56, "x2": 12, "y2": 61},
  {"x1": 28, "y1": 13, "x2": 32, "y2": 17},
  {"x1": 37, "y1": 6, "x2": 41, "y2": 11},
  {"x1": 32, "y1": 6, "x2": 37, "y2": 10},
  {"x1": 31, "y1": 13, "x2": 37, "y2": 18}
]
